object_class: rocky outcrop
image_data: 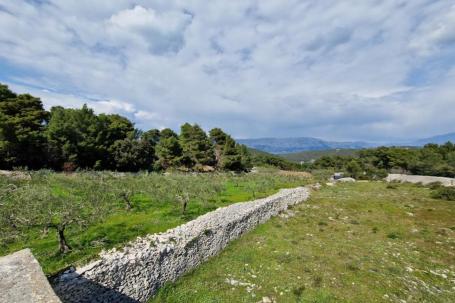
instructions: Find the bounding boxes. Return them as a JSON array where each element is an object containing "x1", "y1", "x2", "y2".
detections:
[
  {"x1": 0, "y1": 249, "x2": 61, "y2": 303},
  {"x1": 51, "y1": 187, "x2": 310, "y2": 303},
  {"x1": 386, "y1": 174, "x2": 455, "y2": 187}
]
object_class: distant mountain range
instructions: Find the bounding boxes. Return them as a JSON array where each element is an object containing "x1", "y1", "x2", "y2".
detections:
[
  {"x1": 411, "y1": 132, "x2": 455, "y2": 146},
  {"x1": 237, "y1": 137, "x2": 375, "y2": 154},
  {"x1": 237, "y1": 132, "x2": 455, "y2": 154}
]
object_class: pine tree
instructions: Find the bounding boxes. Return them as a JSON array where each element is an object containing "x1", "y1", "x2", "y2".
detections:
[
  {"x1": 98, "y1": 114, "x2": 136, "y2": 169},
  {"x1": 179, "y1": 123, "x2": 215, "y2": 169},
  {"x1": 239, "y1": 144, "x2": 252, "y2": 171},
  {"x1": 46, "y1": 105, "x2": 103, "y2": 169},
  {"x1": 220, "y1": 137, "x2": 243, "y2": 171},
  {"x1": 155, "y1": 128, "x2": 182, "y2": 169},
  {"x1": 109, "y1": 138, "x2": 154, "y2": 171},
  {"x1": 209, "y1": 127, "x2": 251, "y2": 171},
  {"x1": 0, "y1": 85, "x2": 48, "y2": 169},
  {"x1": 209, "y1": 128, "x2": 228, "y2": 165}
]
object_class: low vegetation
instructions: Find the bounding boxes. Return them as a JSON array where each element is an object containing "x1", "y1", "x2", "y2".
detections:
[
  {"x1": 151, "y1": 182, "x2": 455, "y2": 303},
  {"x1": 307, "y1": 144, "x2": 455, "y2": 179},
  {"x1": 431, "y1": 186, "x2": 455, "y2": 201},
  {"x1": 281, "y1": 149, "x2": 359, "y2": 163},
  {"x1": 0, "y1": 169, "x2": 311, "y2": 274},
  {"x1": 248, "y1": 148, "x2": 304, "y2": 171}
]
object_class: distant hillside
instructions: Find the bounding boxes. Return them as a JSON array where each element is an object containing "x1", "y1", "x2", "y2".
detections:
[
  {"x1": 281, "y1": 149, "x2": 360, "y2": 163},
  {"x1": 237, "y1": 137, "x2": 373, "y2": 154},
  {"x1": 239, "y1": 132, "x2": 455, "y2": 155},
  {"x1": 411, "y1": 132, "x2": 455, "y2": 146}
]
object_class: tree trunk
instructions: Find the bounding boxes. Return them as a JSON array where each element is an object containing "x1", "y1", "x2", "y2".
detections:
[
  {"x1": 41, "y1": 225, "x2": 49, "y2": 238},
  {"x1": 121, "y1": 192, "x2": 132, "y2": 211},
  {"x1": 214, "y1": 146, "x2": 222, "y2": 167},
  {"x1": 125, "y1": 199, "x2": 132, "y2": 211},
  {"x1": 57, "y1": 226, "x2": 71, "y2": 253},
  {"x1": 182, "y1": 201, "x2": 187, "y2": 214}
]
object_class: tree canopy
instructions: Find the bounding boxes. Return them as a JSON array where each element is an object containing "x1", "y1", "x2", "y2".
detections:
[
  {"x1": 0, "y1": 83, "x2": 251, "y2": 172},
  {"x1": 310, "y1": 144, "x2": 455, "y2": 178},
  {"x1": 180, "y1": 123, "x2": 216, "y2": 168},
  {"x1": 0, "y1": 85, "x2": 48, "y2": 169}
]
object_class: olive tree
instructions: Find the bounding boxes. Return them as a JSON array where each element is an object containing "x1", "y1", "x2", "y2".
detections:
[{"x1": 1, "y1": 177, "x2": 110, "y2": 253}]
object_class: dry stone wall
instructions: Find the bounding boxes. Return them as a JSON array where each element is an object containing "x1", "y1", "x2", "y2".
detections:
[{"x1": 52, "y1": 187, "x2": 310, "y2": 303}]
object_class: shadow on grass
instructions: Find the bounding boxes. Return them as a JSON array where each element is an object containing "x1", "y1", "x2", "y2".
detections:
[{"x1": 51, "y1": 269, "x2": 140, "y2": 303}]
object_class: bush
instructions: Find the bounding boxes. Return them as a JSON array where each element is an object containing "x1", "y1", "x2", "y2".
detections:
[
  {"x1": 431, "y1": 187, "x2": 455, "y2": 201},
  {"x1": 386, "y1": 183, "x2": 399, "y2": 189},
  {"x1": 427, "y1": 181, "x2": 443, "y2": 190},
  {"x1": 354, "y1": 167, "x2": 388, "y2": 181},
  {"x1": 387, "y1": 232, "x2": 400, "y2": 239},
  {"x1": 345, "y1": 160, "x2": 362, "y2": 179}
]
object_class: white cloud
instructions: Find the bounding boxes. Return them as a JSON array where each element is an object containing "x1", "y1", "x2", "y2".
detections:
[
  {"x1": 134, "y1": 110, "x2": 159, "y2": 121},
  {"x1": 109, "y1": 5, "x2": 187, "y2": 33},
  {"x1": 0, "y1": 0, "x2": 454, "y2": 141},
  {"x1": 410, "y1": 3, "x2": 455, "y2": 55},
  {"x1": 94, "y1": 100, "x2": 136, "y2": 114},
  {"x1": 106, "y1": 5, "x2": 192, "y2": 54}
]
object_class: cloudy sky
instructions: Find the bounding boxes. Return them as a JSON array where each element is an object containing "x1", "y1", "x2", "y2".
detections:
[{"x1": 0, "y1": 0, "x2": 454, "y2": 141}]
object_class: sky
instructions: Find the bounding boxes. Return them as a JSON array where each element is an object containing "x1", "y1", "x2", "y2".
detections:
[{"x1": 0, "y1": 0, "x2": 454, "y2": 142}]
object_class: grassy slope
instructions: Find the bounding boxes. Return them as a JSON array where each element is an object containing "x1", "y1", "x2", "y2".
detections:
[
  {"x1": 151, "y1": 182, "x2": 455, "y2": 303},
  {"x1": 281, "y1": 149, "x2": 360, "y2": 162},
  {"x1": 0, "y1": 170, "x2": 311, "y2": 275}
]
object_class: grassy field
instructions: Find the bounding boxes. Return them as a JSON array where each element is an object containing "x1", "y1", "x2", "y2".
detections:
[
  {"x1": 0, "y1": 169, "x2": 311, "y2": 275},
  {"x1": 151, "y1": 182, "x2": 455, "y2": 303}
]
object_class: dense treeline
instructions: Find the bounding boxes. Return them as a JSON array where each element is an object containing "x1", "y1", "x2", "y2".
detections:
[
  {"x1": 248, "y1": 148, "x2": 304, "y2": 171},
  {"x1": 310, "y1": 144, "x2": 455, "y2": 178},
  {"x1": 0, "y1": 84, "x2": 251, "y2": 172}
]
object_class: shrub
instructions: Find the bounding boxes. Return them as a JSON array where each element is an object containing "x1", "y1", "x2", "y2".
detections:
[
  {"x1": 345, "y1": 160, "x2": 362, "y2": 179},
  {"x1": 431, "y1": 187, "x2": 455, "y2": 201},
  {"x1": 387, "y1": 232, "x2": 400, "y2": 239},
  {"x1": 427, "y1": 181, "x2": 443, "y2": 190},
  {"x1": 386, "y1": 183, "x2": 398, "y2": 189},
  {"x1": 365, "y1": 167, "x2": 388, "y2": 180}
]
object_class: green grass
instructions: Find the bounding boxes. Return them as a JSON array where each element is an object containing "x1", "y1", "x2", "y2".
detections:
[
  {"x1": 150, "y1": 182, "x2": 455, "y2": 303},
  {"x1": 0, "y1": 169, "x2": 311, "y2": 275}
]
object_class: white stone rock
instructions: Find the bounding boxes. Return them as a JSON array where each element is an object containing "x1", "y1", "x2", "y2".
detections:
[
  {"x1": 0, "y1": 249, "x2": 61, "y2": 303},
  {"x1": 261, "y1": 296, "x2": 273, "y2": 303},
  {"x1": 337, "y1": 177, "x2": 356, "y2": 183},
  {"x1": 386, "y1": 174, "x2": 455, "y2": 187}
]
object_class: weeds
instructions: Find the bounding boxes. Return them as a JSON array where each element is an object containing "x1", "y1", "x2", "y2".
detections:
[
  {"x1": 387, "y1": 232, "x2": 400, "y2": 239},
  {"x1": 386, "y1": 183, "x2": 399, "y2": 189},
  {"x1": 431, "y1": 186, "x2": 455, "y2": 201}
]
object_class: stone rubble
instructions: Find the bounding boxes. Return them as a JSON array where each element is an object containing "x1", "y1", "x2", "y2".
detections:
[{"x1": 52, "y1": 187, "x2": 310, "y2": 303}]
